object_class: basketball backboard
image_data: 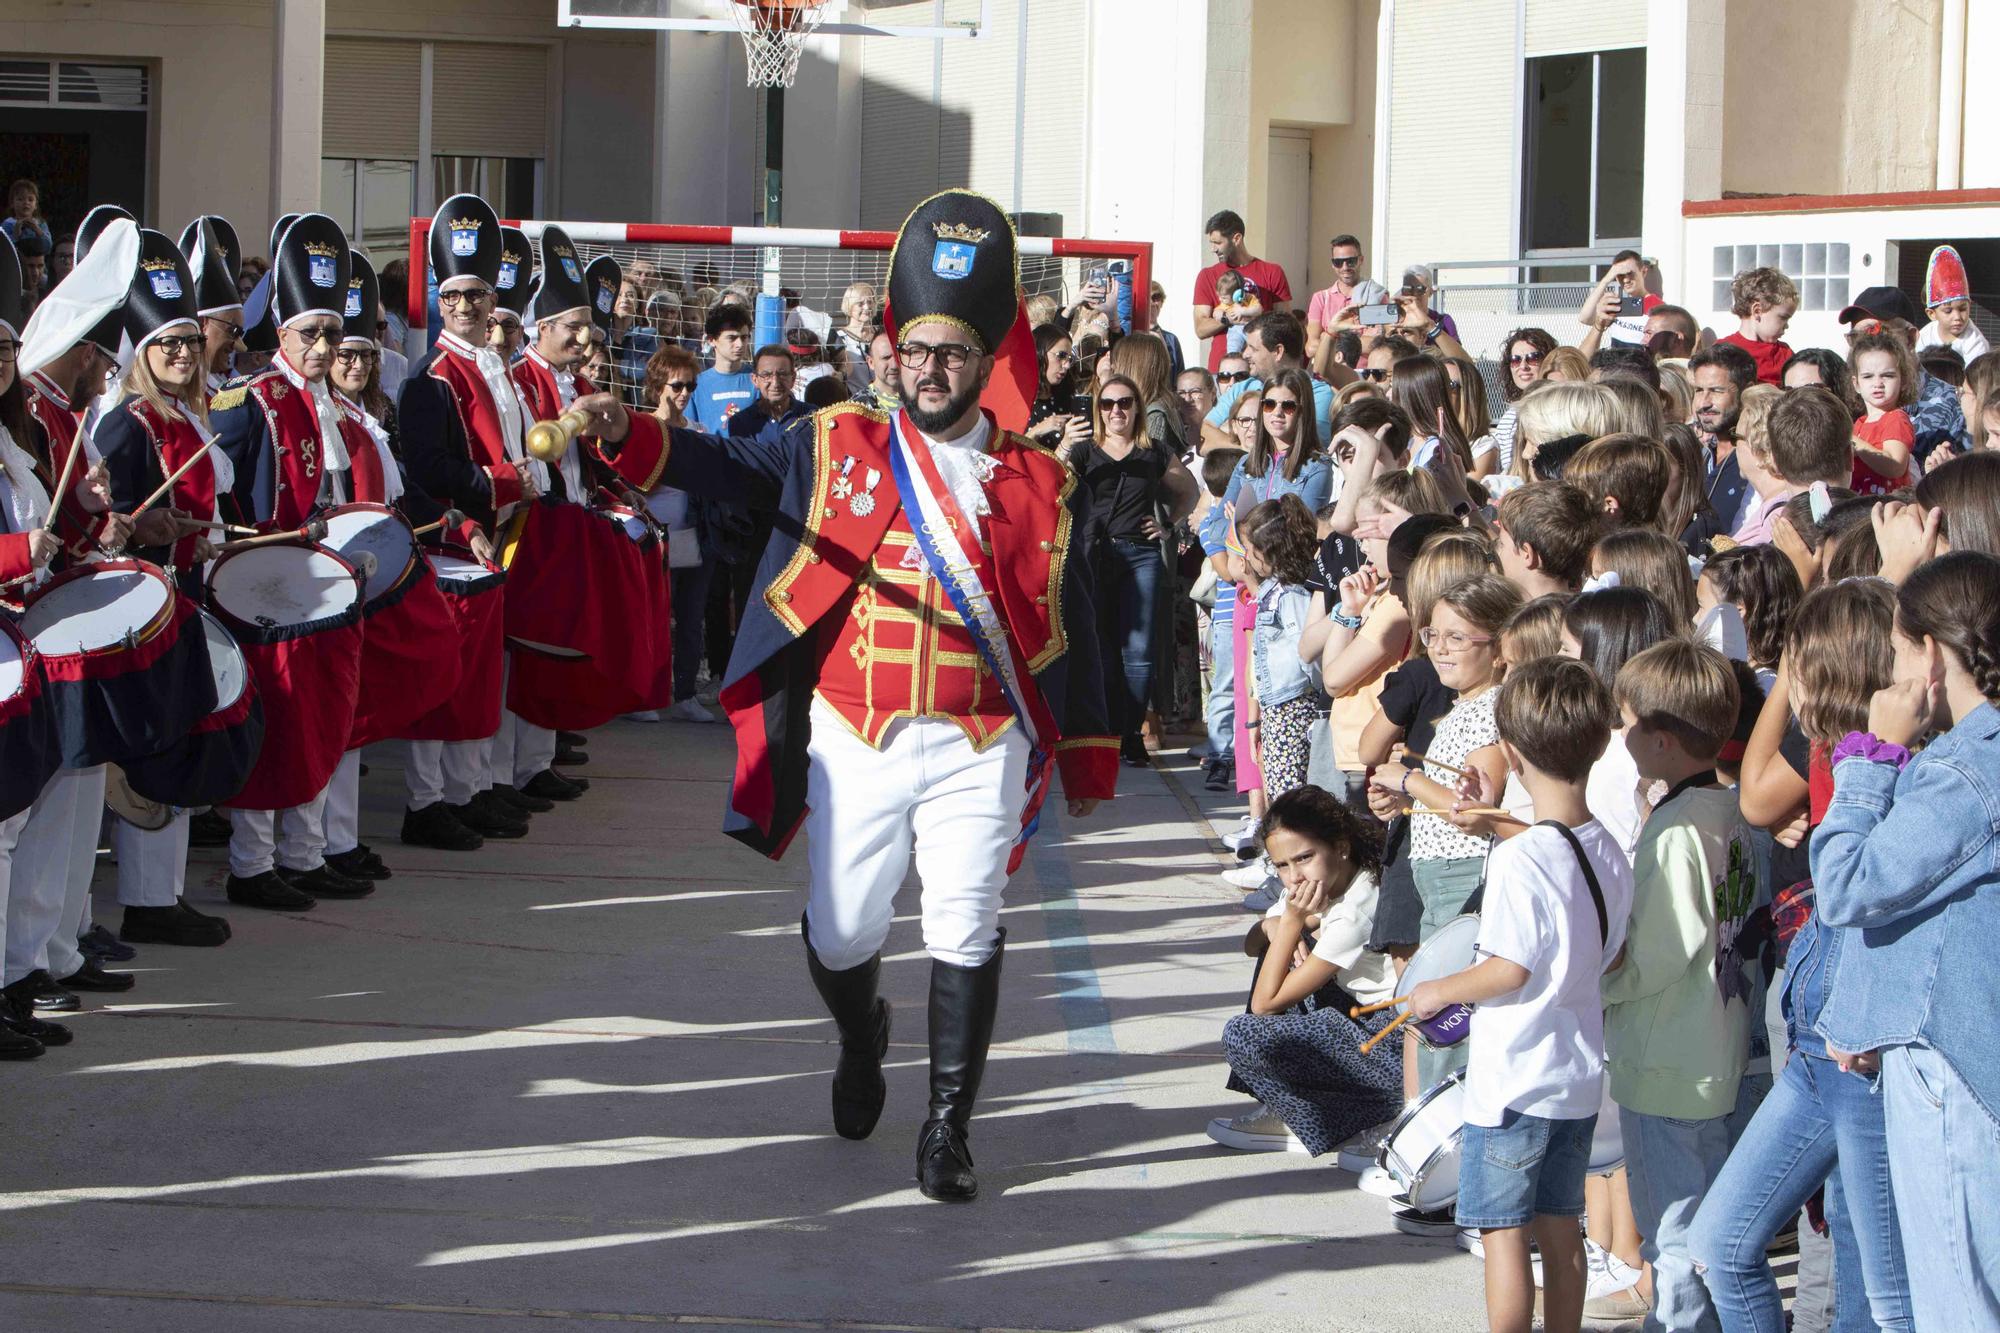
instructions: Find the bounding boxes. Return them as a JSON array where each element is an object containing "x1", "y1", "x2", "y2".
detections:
[{"x1": 556, "y1": 0, "x2": 988, "y2": 40}]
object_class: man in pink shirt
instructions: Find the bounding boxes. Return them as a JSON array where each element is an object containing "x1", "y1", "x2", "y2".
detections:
[{"x1": 1305, "y1": 233, "x2": 1388, "y2": 376}]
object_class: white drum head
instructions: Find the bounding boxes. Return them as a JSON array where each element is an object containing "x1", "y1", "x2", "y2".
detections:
[
  {"x1": 22, "y1": 568, "x2": 171, "y2": 655},
  {"x1": 1379, "y1": 1070, "x2": 1465, "y2": 1200},
  {"x1": 0, "y1": 630, "x2": 22, "y2": 699},
  {"x1": 1408, "y1": 1135, "x2": 1465, "y2": 1212},
  {"x1": 1400, "y1": 913, "x2": 1482, "y2": 993},
  {"x1": 197, "y1": 610, "x2": 248, "y2": 713},
  {"x1": 211, "y1": 547, "x2": 359, "y2": 626},
  {"x1": 321, "y1": 509, "x2": 415, "y2": 603},
  {"x1": 429, "y1": 554, "x2": 488, "y2": 585}
]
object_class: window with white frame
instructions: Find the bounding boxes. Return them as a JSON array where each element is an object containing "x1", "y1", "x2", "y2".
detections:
[{"x1": 1521, "y1": 48, "x2": 1645, "y2": 254}]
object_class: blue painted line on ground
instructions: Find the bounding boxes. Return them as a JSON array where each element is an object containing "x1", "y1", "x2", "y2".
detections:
[{"x1": 1026, "y1": 804, "x2": 1118, "y2": 1057}]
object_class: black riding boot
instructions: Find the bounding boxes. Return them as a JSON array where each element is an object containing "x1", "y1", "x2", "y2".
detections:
[
  {"x1": 801, "y1": 915, "x2": 892, "y2": 1141},
  {"x1": 917, "y1": 929, "x2": 1006, "y2": 1203}
]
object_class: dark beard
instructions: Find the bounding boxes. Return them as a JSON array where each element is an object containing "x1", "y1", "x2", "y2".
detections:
[{"x1": 902, "y1": 377, "x2": 983, "y2": 434}]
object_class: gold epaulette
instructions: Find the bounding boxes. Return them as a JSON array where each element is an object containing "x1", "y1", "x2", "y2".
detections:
[{"x1": 209, "y1": 385, "x2": 248, "y2": 412}]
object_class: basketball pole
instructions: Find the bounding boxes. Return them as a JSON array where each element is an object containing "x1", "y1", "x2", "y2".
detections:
[{"x1": 754, "y1": 83, "x2": 787, "y2": 351}]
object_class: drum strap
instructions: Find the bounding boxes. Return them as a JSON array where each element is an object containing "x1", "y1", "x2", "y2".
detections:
[{"x1": 1542, "y1": 820, "x2": 1609, "y2": 947}]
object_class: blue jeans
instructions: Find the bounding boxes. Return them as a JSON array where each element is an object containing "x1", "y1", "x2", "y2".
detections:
[
  {"x1": 1625, "y1": 1108, "x2": 1731, "y2": 1333},
  {"x1": 1688, "y1": 1052, "x2": 1912, "y2": 1332},
  {"x1": 1099, "y1": 538, "x2": 1164, "y2": 737},
  {"x1": 1882, "y1": 1043, "x2": 2000, "y2": 1329},
  {"x1": 670, "y1": 557, "x2": 714, "y2": 702},
  {"x1": 1204, "y1": 607, "x2": 1234, "y2": 761}
]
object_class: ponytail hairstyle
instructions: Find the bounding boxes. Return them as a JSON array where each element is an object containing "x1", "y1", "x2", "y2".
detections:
[
  {"x1": 1256, "y1": 783, "x2": 1384, "y2": 876},
  {"x1": 1895, "y1": 551, "x2": 2000, "y2": 705}
]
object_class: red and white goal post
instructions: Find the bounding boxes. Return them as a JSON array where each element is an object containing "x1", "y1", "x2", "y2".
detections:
[{"x1": 404, "y1": 217, "x2": 1154, "y2": 405}]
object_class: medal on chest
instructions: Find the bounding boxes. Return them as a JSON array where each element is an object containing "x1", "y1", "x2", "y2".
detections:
[{"x1": 833, "y1": 455, "x2": 881, "y2": 518}]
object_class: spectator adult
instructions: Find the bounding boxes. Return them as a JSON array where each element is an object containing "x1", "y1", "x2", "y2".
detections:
[
  {"x1": 50, "y1": 234, "x2": 73, "y2": 287},
  {"x1": 1838, "y1": 285, "x2": 1972, "y2": 461},
  {"x1": 1177, "y1": 367, "x2": 1217, "y2": 447},
  {"x1": 1682, "y1": 342, "x2": 1758, "y2": 553},
  {"x1": 1072, "y1": 373, "x2": 1199, "y2": 765},
  {"x1": 1222, "y1": 366, "x2": 1333, "y2": 516},
  {"x1": 1201, "y1": 311, "x2": 1333, "y2": 451},
  {"x1": 1641, "y1": 304, "x2": 1701, "y2": 360},
  {"x1": 1491, "y1": 327, "x2": 1557, "y2": 472},
  {"x1": 641, "y1": 344, "x2": 713, "y2": 723},
  {"x1": 378, "y1": 259, "x2": 410, "y2": 354},
  {"x1": 1026, "y1": 322, "x2": 1091, "y2": 450},
  {"x1": 1392, "y1": 265, "x2": 1460, "y2": 343},
  {"x1": 1444, "y1": 355, "x2": 1500, "y2": 478},
  {"x1": 834, "y1": 281, "x2": 878, "y2": 393},
  {"x1": 852, "y1": 330, "x2": 899, "y2": 414},
  {"x1": 1781, "y1": 346, "x2": 1859, "y2": 414},
  {"x1": 1359, "y1": 334, "x2": 1421, "y2": 392},
  {"x1": 1306, "y1": 233, "x2": 1389, "y2": 376},
  {"x1": 732, "y1": 344, "x2": 805, "y2": 437},
  {"x1": 238, "y1": 255, "x2": 269, "y2": 305},
  {"x1": 1148, "y1": 280, "x2": 1186, "y2": 381},
  {"x1": 1215, "y1": 352, "x2": 1252, "y2": 395},
  {"x1": 1191, "y1": 209, "x2": 1292, "y2": 373},
  {"x1": 690, "y1": 304, "x2": 755, "y2": 429},
  {"x1": 1575, "y1": 250, "x2": 1663, "y2": 352},
  {"x1": 13, "y1": 231, "x2": 49, "y2": 312}
]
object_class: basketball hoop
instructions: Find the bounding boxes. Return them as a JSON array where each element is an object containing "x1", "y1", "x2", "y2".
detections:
[{"x1": 729, "y1": 0, "x2": 831, "y2": 88}]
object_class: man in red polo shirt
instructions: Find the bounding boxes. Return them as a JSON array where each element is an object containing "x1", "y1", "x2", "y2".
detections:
[{"x1": 1190, "y1": 209, "x2": 1292, "y2": 374}]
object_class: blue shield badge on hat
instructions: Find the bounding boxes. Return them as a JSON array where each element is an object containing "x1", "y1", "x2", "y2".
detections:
[
  {"x1": 309, "y1": 254, "x2": 336, "y2": 288},
  {"x1": 148, "y1": 268, "x2": 183, "y2": 299},
  {"x1": 595, "y1": 282, "x2": 615, "y2": 315},
  {"x1": 344, "y1": 283, "x2": 363, "y2": 318},
  {"x1": 561, "y1": 255, "x2": 581, "y2": 282},
  {"x1": 498, "y1": 259, "x2": 519, "y2": 291},
  {"x1": 932, "y1": 240, "x2": 976, "y2": 281},
  {"x1": 450, "y1": 221, "x2": 479, "y2": 257}
]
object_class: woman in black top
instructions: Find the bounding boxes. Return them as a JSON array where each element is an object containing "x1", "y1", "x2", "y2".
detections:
[
  {"x1": 1026, "y1": 322, "x2": 1091, "y2": 453},
  {"x1": 1070, "y1": 374, "x2": 1199, "y2": 764}
]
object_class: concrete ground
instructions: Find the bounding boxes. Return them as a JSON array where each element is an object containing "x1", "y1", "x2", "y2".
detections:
[{"x1": 0, "y1": 721, "x2": 1493, "y2": 1332}]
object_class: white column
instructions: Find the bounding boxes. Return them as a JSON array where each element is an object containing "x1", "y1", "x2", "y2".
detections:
[
  {"x1": 269, "y1": 0, "x2": 326, "y2": 223},
  {"x1": 1938, "y1": 0, "x2": 1967, "y2": 191},
  {"x1": 1641, "y1": 0, "x2": 1721, "y2": 309}
]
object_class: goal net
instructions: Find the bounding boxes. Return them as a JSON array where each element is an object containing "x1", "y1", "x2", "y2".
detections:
[{"x1": 404, "y1": 218, "x2": 1154, "y2": 409}]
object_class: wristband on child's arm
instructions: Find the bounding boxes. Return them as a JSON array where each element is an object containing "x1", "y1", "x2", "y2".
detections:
[
  {"x1": 1832, "y1": 730, "x2": 1914, "y2": 770},
  {"x1": 1331, "y1": 608, "x2": 1365, "y2": 630}
]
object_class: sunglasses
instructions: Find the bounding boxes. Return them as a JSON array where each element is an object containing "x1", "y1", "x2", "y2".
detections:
[
  {"x1": 1507, "y1": 351, "x2": 1543, "y2": 366},
  {"x1": 1261, "y1": 399, "x2": 1300, "y2": 414},
  {"x1": 1330, "y1": 255, "x2": 1361, "y2": 267},
  {"x1": 1358, "y1": 368, "x2": 1388, "y2": 382},
  {"x1": 1100, "y1": 395, "x2": 1137, "y2": 411},
  {"x1": 440, "y1": 287, "x2": 494, "y2": 307},
  {"x1": 286, "y1": 325, "x2": 343, "y2": 346},
  {"x1": 204, "y1": 318, "x2": 245, "y2": 341},
  {"x1": 666, "y1": 380, "x2": 695, "y2": 392},
  {"x1": 1217, "y1": 370, "x2": 1249, "y2": 384}
]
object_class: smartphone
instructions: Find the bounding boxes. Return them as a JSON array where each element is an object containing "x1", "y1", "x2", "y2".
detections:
[
  {"x1": 1619, "y1": 294, "x2": 1646, "y2": 317},
  {"x1": 1357, "y1": 302, "x2": 1400, "y2": 326},
  {"x1": 1087, "y1": 264, "x2": 1109, "y2": 290},
  {"x1": 1106, "y1": 259, "x2": 1130, "y2": 277}
]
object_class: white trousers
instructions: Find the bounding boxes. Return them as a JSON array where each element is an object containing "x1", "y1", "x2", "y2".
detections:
[
  {"x1": 4, "y1": 766, "x2": 105, "y2": 985},
  {"x1": 228, "y1": 787, "x2": 330, "y2": 878},
  {"x1": 0, "y1": 805, "x2": 31, "y2": 984},
  {"x1": 322, "y1": 749, "x2": 361, "y2": 856},
  {"x1": 406, "y1": 738, "x2": 489, "y2": 809},
  {"x1": 112, "y1": 809, "x2": 189, "y2": 907},
  {"x1": 802, "y1": 702, "x2": 1031, "y2": 971},
  {"x1": 512, "y1": 713, "x2": 556, "y2": 787}
]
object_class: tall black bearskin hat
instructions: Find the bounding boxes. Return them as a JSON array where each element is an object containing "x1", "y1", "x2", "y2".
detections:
[
  {"x1": 75, "y1": 204, "x2": 136, "y2": 268},
  {"x1": 269, "y1": 213, "x2": 301, "y2": 257},
  {"x1": 429, "y1": 193, "x2": 501, "y2": 290},
  {"x1": 272, "y1": 213, "x2": 351, "y2": 327},
  {"x1": 343, "y1": 251, "x2": 381, "y2": 347},
  {"x1": 494, "y1": 226, "x2": 533, "y2": 323},
  {"x1": 885, "y1": 189, "x2": 1021, "y2": 355},
  {"x1": 177, "y1": 215, "x2": 243, "y2": 316},
  {"x1": 531, "y1": 225, "x2": 591, "y2": 324},
  {"x1": 123, "y1": 228, "x2": 201, "y2": 350}
]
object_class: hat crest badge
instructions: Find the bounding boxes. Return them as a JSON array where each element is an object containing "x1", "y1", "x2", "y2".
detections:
[
  {"x1": 141, "y1": 256, "x2": 183, "y2": 300},
  {"x1": 449, "y1": 216, "x2": 482, "y2": 257}
]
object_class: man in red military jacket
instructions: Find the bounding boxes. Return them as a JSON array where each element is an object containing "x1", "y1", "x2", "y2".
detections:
[{"x1": 570, "y1": 190, "x2": 1116, "y2": 1204}]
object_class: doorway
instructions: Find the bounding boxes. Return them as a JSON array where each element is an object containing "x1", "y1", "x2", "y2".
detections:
[{"x1": 1266, "y1": 129, "x2": 1312, "y2": 310}]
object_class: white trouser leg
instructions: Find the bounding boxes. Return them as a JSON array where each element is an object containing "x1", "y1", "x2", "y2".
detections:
[
  {"x1": 442, "y1": 739, "x2": 487, "y2": 806},
  {"x1": 512, "y1": 718, "x2": 556, "y2": 787},
  {"x1": 323, "y1": 750, "x2": 362, "y2": 856},
  {"x1": 43, "y1": 765, "x2": 107, "y2": 981},
  {"x1": 113, "y1": 810, "x2": 190, "y2": 908},
  {"x1": 489, "y1": 712, "x2": 517, "y2": 795},
  {"x1": 405, "y1": 740, "x2": 444, "y2": 810},
  {"x1": 228, "y1": 808, "x2": 277, "y2": 878},
  {"x1": 4, "y1": 775, "x2": 74, "y2": 986},
  {"x1": 277, "y1": 788, "x2": 330, "y2": 872},
  {"x1": 0, "y1": 806, "x2": 26, "y2": 978},
  {"x1": 801, "y1": 704, "x2": 1030, "y2": 970}
]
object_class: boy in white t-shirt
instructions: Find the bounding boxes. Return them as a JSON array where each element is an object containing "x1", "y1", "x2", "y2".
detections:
[{"x1": 1408, "y1": 659, "x2": 1634, "y2": 1333}]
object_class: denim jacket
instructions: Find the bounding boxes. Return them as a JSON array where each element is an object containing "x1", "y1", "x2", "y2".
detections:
[
  {"x1": 1251, "y1": 580, "x2": 1319, "y2": 709},
  {"x1": 1814, "y1": 702, "x2": 2000, "y2": 1120},
  {"x1": 1222, "y1": 453, "x2": 1333, "y2": 516}
]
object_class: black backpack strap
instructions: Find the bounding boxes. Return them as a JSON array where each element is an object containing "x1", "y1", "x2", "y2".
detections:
[{"x1": 1542, "y1": 820, "x2": 1609, "y2": 947}]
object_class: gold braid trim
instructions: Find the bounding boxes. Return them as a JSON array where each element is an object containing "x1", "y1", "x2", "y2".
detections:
[
  {"x1": 1025, "y1": 432, "x2": 1076, "y2": 673},
  {"x1": 764, "y1": 402, "x2": 875, "y2": 637}
]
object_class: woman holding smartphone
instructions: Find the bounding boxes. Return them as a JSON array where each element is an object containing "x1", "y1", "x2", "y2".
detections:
[{"x1": 1027, "y1": 322, "x2": 1093, "y2": 455}]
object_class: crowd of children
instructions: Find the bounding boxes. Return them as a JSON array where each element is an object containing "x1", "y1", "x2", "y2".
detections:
[{"x1": 1184, "y1": 275, "x2": 2000, "y2": 1332}]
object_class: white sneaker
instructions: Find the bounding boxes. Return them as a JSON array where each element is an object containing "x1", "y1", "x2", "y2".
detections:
[
  {"x1": 1332, "y1": 1118, "x2": 1397, "y2": 1173},
  {"x1": 1239, "y1": 882, "x2": 1281, "y2": 912},
  {"x1": 1222, "y1": 858, "x2": 1275, "y2": 890},
  {"x1": 1219, "y1": 816, "x2": 1258, "y2": 853},
  {"x1": 1584, "y1": 1239, "x2": 1645, "y2": 1302},
  {"x1": 667, "y1": 697, "x2": 716, "y2": 723},
  {"x1": 1205, "y1": 1105, "x2": 1307, "y2": 1153},
  {"x1": 621, "y1": 710, "x2": 662, "y2": 723}
]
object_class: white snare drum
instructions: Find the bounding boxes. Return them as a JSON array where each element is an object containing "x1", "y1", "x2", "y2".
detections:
[
  {"x1": 429, "y1": 553, "x2": 503, "y2": 596},
  {"x1": 21, "y1": 563, "x2": 173, "y2": 654},
  {"x1": 210, "y1": 545, "x2": 361, "y2": 628},
  {"x1": 1377, "y1": 1070, "x2": 1466, "y2": 1213},
  {"x1": 1397, "y1": 913, "x2": 1481, "y2": 1048},
  {"x1": 318, "y1": 503, "x2": 420, "y2": 606}
]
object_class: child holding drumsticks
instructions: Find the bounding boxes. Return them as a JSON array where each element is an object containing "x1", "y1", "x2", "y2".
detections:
[{"x1": 1407, "y1": 658, "x2": 1635, "y2": 1333}]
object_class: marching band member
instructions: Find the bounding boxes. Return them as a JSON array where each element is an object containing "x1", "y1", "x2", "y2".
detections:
[
  {"x1": 210, "y1": 215, "x2": 383, "y2": 910},
  {"x1": 178, "y1": 215, "x2": 246, "y2": 400},
  {"x1": 397, "y1": 194, "x2": 540, "y2": 846},
  {"x1": 490, "y1": 226, "x2": 531, "y2": 364},
  {"x1": 96, "y1": 229, "x2": 236, "y2": 948},
  {"x1": 568, "y1": 190, "x2": 1118, "y2": 1202}
]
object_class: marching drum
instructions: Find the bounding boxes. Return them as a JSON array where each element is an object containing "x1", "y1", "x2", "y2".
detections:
[
  {"x1": 20, "y1": 558, "x2": 215, "y2": 769},
  {"x1": 208, "y1": 542, "x2": 364, "y2": 810},
  {"x1": 1395, "y1": 913, "x2": 1481, "y2": 1048},
  {"x1": 1376, "y1": 1071, "x2": 1467, "y2": 1212},
  {"x1": 0, "y1": 619, "x2": 60, "y2": 821},
  {"x1": 317, "y1": 502, "x2": 461, "y2": 748},
  {"x1": 122, "y1": 609, "x2": 265, "y2": 808},
  {"x1": 401, "y1": 549, "x2": 506, "y2": 743}
]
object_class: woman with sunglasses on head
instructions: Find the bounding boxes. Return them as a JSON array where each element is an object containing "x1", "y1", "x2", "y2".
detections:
[
  {"x1": 1072, "y1": 373, "x2": 1199, "y2": 766},
  {"x1": 1491, "y1": 328, "x2": 1557, "y2": 474}
]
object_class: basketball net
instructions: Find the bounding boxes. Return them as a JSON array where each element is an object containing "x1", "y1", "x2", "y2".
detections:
[{"x1": 729, "y1": 1, "x2": 831, "y2": 88}]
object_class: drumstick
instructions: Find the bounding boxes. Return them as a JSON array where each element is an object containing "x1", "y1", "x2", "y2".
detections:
[
  {"x1": 1350, "y1": 995, "x2": 1413, "y2": 1018},
  {"x1": 41, "y1": 418, "x2": 88, "y2": 532},
  {"x1": 133, "y1": 449, "x2": 214, "y2": 515},
  {"x1": 1404, "y1": 752, "x2": 1469, "y2": 778},
  {"x1": 213, "y1": 520, "x2": 327, "y2": 555},
  {"x1": 1359, "y1": 1011, "x2": 1413, "y2": 1056},
  {"x1": 410, "y1": 510, "x2": 465, "y2": 539},
  {"x1": 1410, "y1": 805, "x2": 1524, "y2": 823}
]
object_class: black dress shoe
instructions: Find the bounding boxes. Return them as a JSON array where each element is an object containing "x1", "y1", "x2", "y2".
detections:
[
  {"x1": 282, "y1": 863, "x2": 375, "y2": 899},
  {"x1": 59, "y1": 959, "x2": 135, "y2": 992},
  {"x1": 0, "y1": 1022, "x2": 43, "y2": 1060},
  {"x1": 187, "y1": 808, "x2": 233, "y2": 847},
  {"x1": 326, "y1": 847, "x2": 391, "y2": 882},
  {"x1": 0, "y1": 992, "x2": 70, "y2": 1047},
  {"x1": 79, "y1": 923, "x2": 138, "y2": 963},
  {"x1": 176, "y1": 899, "x2": 233, "y2": 940},
  {"x1": 557, "y1": 730, "x2": 586, "y2": 747},
  {"x1": 226, "y1": 871, "x2": 316, "y2": 912},
  {"x1": 448, "y1": 797, "x2": 528, "y2": 839},
  {"x1": 521, "y1": 768, "x2": 586, "y2": 801},
  {"x1": 917, "y1": 1119, "x2": 980, "y2": 1203},
  {"x1": 4, "y1": 970, "x2": 79, "y2": 1013},
  {"x1": 120, "y1": 904, "x2": 228, "y2": 948},
  {"x1": 401, "y1": 802, "x2": 484, "y2": 851},
  {"x1": 554, "y1": 744, "x2": 589, "y2": 767},
  {"x1": 488, "y1": 782, "x2": 554, "y2": 815}
]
